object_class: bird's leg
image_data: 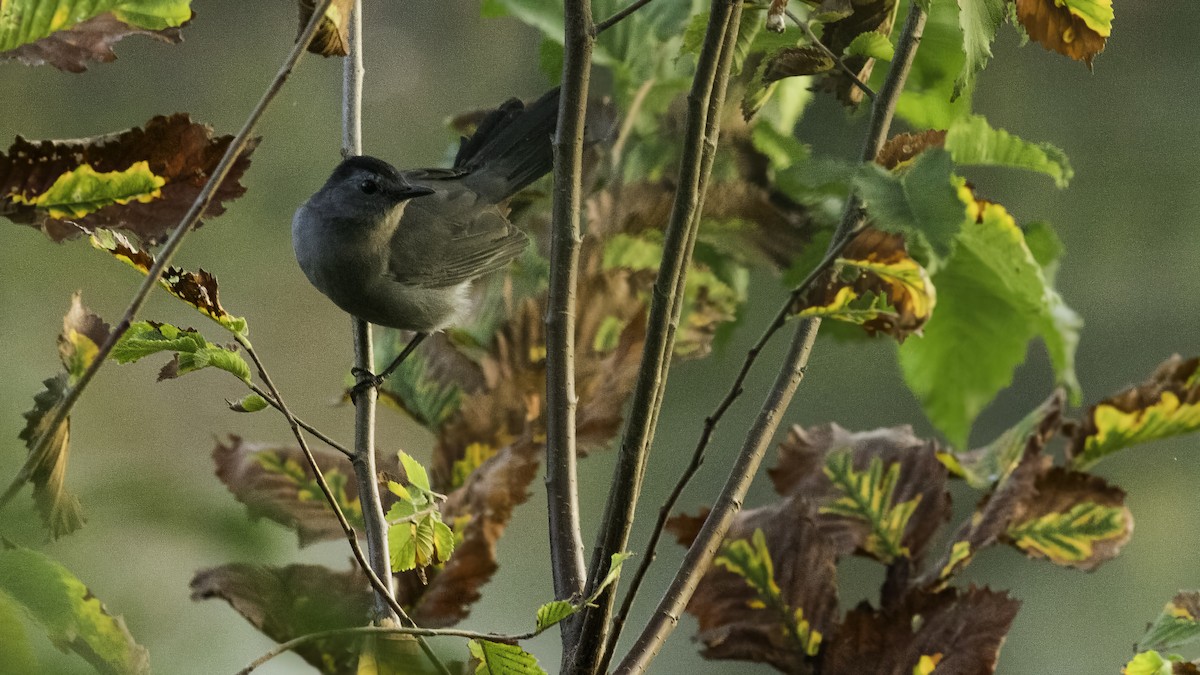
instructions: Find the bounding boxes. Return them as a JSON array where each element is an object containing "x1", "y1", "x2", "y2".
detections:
[{"x1": 349, "y1": 332, "x2": 429, "y2": 403}]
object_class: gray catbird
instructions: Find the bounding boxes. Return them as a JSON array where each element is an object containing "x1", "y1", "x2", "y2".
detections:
[{"x1": 293, "y1": 88, "x2": 560, "y2": 394}]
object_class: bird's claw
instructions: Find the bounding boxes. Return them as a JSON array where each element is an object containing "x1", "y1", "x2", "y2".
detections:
[{"x1": 349, "y1": 368, "x2": 383, "y2": 404}]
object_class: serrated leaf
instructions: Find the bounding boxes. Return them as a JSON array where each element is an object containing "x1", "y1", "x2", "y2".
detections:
[
  {"x1": 10, "y1": 161, "x2": 165, "y2": 218},
  {"x1": 1014, "y1": 0, "x2": 1110, "y2": 66},
  {"x1": 844, "y1": 31, "x2": 893, "y2": 61},
  {"x1": 1, "y1": 114, "x2": 256, "y2": 244},
  {"x1": 0, "y1": 0, "x2": 190, "y2": 72},
  {"x1": 227, "y1": 392, "x2": 268, "y2": 413},
  {"x1": 945, "y1": 114, "x2": 1074, "y2": 187},
  {"x1": 112, "y1": 321, "x2": 250, "y2": 382},
  {"x1": 468, "y1": 639, "x2": 546, "y2": 675},
  {"x1": 535, "y1": 600, "x2": 577, "y2": 633},
  {"x1": 90, "y1": 229, "x2": 248, "y2": 334},
  {"x1": 954, "y1": 0, "x2": 1005, "y2": 97},
  {"x1": 432, "y1": 518, "x2": 455, "y2": 563},
  {"x1": 1067, "y1": 356, "x2": 1200, "y2": 470},
  {"x1": 0, "y1": 545, "x2": 149, "y2": 674},
  {"x1": 1003, "y1": 467, "x2": 1131, "y2": 570},
  {"x1": 398, "y1": 451, "x2": 432, "y2": 493},
  {"x1": 899, "y1": 190, "x2": 1080, "y2": 446},
  {"x1": 854, "y1": 148, "x2": 963, "y2": 262},
  {"x1": 820, "y1": 451, "x2": 922, "y2": 563},
  {"x1": 1138, "y1": 592, "x2": 1200, "y2": 653},
  {"x1": 414, "y1": 515, "x2": 437, "y2": 567},
  {"x1": 389, "y1": 522, "x2": 418, "y2": 572},
  {"x1": 815, "y1": 0, "x2": 898, "y2": 106},
  {"x1": 941, "y1": 390, "x2": 1063, "y2": 489},
  {"x1": 377, "y1": 344, "x2": 465, "y2": 429}
]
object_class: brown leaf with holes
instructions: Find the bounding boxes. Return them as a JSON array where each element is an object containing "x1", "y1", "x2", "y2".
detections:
[
  {"x1": 672, "y1": 499, "x2": 839, "y2": 672},
  {"x1": 190, "y1": 563, "x2": 372, "y2": 675},
  {"x1": 213, "y1": 436, "x2": 395, "y2": 546},
  {"x1": 821, "y1": 586, "x2": 1020, "y2": 675},
  {"x1": 1015, "y1": 0, "x2": 1109, "y2": 67},
  {"x1": 298, "y1": 0, "x2": 356, "y2": 56},
  {"x1": 0, "y1": 13, "x2": 187, "y2": 73},
  {"x1": 0, "y1": 114, "x2": 258, "y2": 244},
  {"x1": 817, "y1": 0, "x2": 898, "y2": 105},
  {"x1": 16, "y1": 293, "x2": 111, "y2": 538},
  {"x1": 767, "y1": 423, "x2": 950, "y2": 562},
  {"x1": 876, "y1": 130, "x2": 947, "y2": 169}
]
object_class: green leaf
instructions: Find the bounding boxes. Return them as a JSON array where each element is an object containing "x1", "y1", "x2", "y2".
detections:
[
  {"x1": 0, "y1": 0, "x2": 191, "y2": 51},
  {"x1": 535, "y1": 600, "x2": 577, "y2": 633},
  {"x1": 432, "y1": 518, "x2": 456, "y2": 563},
  {"x1": 378, "y1": 349, "x2": 463, "y2": 429},
  {"x1": 945, "y1": 115, "x2": 1074, "y2": 188},
  {"x1": 597, "y1": 551, "x2": 632, "y2": 595},
  {"x1": 820, "y1": 452, "x2": 921, "y2": 563},
  {"x1": 398, "y1": 451, "x2": 432, "y2": 493},
  {"x1": 538, "y1": 36, "x2": 564, "y2": 83},
  {"x1": 227, "y1": 392, "x2": 268, "y2": 413},
  {"x1": 112, "y1": 321, "x2": 251, "y2": 382},
  {"x1": 1062, "y1": 0, "x2": 1113, "y2": 37},
  {"x1": 899, "y1": 195, "x2": 1080, "y2": 446},
  {"x1": 680, "y1": 7, "x2": 764, "y2": 77},
  {"x1": 895, "y1": 0, "x2": 972, "y2": 128},
  {"x1": 0, "y1": 594, "x2": 37, "y2": 673},
  {"x1": 853, "y1": 149, "x2": 964, "y2": 263},
  {"x1": 468, "y1": 639, "x2": 547, "y2": 675},
  {"x1": 1137, "y1": 592, "x2": 1200, "y2": 653},
  {"x1": 1122, "y1": 651, "x2": 1174, "y2": 675},
  {"x1": 388, "y1": 522, "x2": 417, "y2": 572},
  {"x1": 10, "y1": 162, "x2": 164, "y2": 219},
  {"x1": 954, "y1": 0, "x2": 1005, "y2": 98},
  {"x1": 0, "y1": 545, "x2": 149, "y2": 674},
  {"x1": 844, "y1": 31, "x2": 894, "y2": 61}
]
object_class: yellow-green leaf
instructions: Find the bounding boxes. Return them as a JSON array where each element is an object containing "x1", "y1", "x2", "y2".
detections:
[
  {"x1": 844, "y1": 31, "x2": 893, "y2": 61},
  {"x1": 715, "y1": 529, "x2": 782, "y2": 601},
  {"x1": 1122, "y1": 651, "x2": 1173, "y2": 675},
  {"x1": 534, "y1": 600, "x2": 576, "y2": 633},
  {"x1": 1007, "y1": 501, "x2": 1127, "y2": 567},
  {"x1": 398, "y1": 451, "x2": 432, "y2": 493},
  {"x1": 820, "y1": 451, "x2": 921, "y2": 563},
  {"x1": 0, "y1": 0, "x2": 191, "y2": 51},
  {"x1": 468, "y1": 639, "x2": 546, "y2": 675},
  {"x1": 389, "y1": 522, "x2": 417, "y2": 572},
  {"x1": 945, "y1": 114, "x2": 1073, "y2": 188},
  {"x1": 11, "y1": 162, "x2": 164, "y2": 218},
  {"x1": 1137, "y1": 592, "x2": 1200, "y2": 653}
]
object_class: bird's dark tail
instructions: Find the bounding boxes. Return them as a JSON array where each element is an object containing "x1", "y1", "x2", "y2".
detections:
[{"x1": 454, "y1": 87, "x2": 560, "y2": 203}]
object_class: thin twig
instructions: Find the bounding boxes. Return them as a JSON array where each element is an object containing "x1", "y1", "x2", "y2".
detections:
[
  {"x1": 613, "y1": 6, "x2": 929, "y2": 673},
  {"x1": 0, "y1": 0, "x2": 339, "y2": 514},
  {"x1": 568, "y1": 1, "x2": 744, "y2": 673},
  {"x1": 788, "y1": 9, "x2": 876, "y2": 101},
  {"x1": 238, "y1": 625, "x2": 540, "y2": 675},
  {"x1": 342, "y1": 0, "x2": 400, "y2": 628},
  {"x1": 546, "y1": 0, "x2": 593, "y2": 652},
  {"x1": 594, "y1": 0, "x2": 657, "y2": 36},
  {"x1": 609, "y1": 77, "x2": 655, "y2": 172},
  {"x1": 245, "y1": 382, "x2": 352, "y2": 459},
  {"x1": 239, "y1": 338, "x2": 449, "y2": 675}
]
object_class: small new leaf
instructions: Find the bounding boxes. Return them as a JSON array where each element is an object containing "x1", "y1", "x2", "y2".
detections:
[
  {"x1": 535, "y1": 601, "x2": 576, "y2": 633},
  {"x1": 112, "y1": 321, "x2": 251, "y2": 382},
  {"x1": 227, "y1": 393, "x2": 268, "y2": 413},
  {"x1": 468, "y1": 640, "x2": 547, "y2": 675},
  {"x1": 399, "y1": 450, "x2": 432, "y2": 494},
  {"x1": 844, "y1": 31, "x2": 893, "y2": 61}
]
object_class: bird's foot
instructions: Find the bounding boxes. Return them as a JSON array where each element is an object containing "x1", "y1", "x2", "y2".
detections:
[{"x1": 349, "y1": 367, "x2": 384, "y2": 404}]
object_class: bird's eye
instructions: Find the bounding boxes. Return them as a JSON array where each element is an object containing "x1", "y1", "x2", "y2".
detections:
[{"x1": 359, "y1": 179, "x2": 379, "y2": 195}]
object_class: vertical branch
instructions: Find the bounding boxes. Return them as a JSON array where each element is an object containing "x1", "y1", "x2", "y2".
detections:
[
  {"x1": 613, "y1": 7, "x2": 929, "y2": 673},
  {"x1": 546, "y1": 0, "x2": 593, "y2": 646},
  {"x1": 342, "y1": 0, "x2": 397, "y2": 623},
  {"x1": 567, "y1": 1, "x2": 743, "y2": 672}
]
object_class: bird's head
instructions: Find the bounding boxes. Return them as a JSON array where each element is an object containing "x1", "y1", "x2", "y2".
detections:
[{"x1": 310, "y1": 155, "x2": 435, "y2": 224}]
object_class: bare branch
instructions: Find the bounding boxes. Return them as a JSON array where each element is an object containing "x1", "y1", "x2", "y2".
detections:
[
  {"x1": 244, "y1": 382, "x2": 353, "y2": 459},
  {"x1": 0, "y1": 0, "x2": 339, "y2": 515},
  {"x1": 547, "y1": 0, "x2": 593, "y2": 651},
  {"x1": 568, "y1": 1, "x2": 744, "y2": 672},
  {"x1": 613, "y1": 6, "x2": 930, "y2": 672}
]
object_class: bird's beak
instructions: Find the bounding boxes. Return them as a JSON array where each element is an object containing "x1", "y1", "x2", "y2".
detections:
[{"x1": 395, "y1": 183, "x2": 435, "y2": 200}]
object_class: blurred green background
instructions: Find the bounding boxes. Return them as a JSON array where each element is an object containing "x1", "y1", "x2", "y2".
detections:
[{"x1": 2, "y1": 2, "x2": 1198, "y2": 673}]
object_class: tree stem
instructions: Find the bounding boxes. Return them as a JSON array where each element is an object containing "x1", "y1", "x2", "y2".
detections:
[{"x1": 612, "y1": 6, "x2": 929, "y2": 672}]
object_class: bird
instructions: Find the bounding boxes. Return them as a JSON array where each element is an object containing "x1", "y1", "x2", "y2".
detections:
[{"x1": 292, "y1": 88, "x2": 560, "y2": 398}]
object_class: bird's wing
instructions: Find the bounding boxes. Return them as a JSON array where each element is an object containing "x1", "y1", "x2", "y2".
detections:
[{"x1": 385, "y1": 171, "x2": 528, "y2": 289}]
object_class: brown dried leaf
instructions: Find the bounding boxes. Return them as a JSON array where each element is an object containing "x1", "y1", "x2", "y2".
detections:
[
  {"x1": 763, "y1": 46, "x2": 835, "y2": 81},
  {"x1": 0, "y1": 13, "x2": 186, "y2": 73},
  {"x1": 297, "y1": 0, "x2": 356, "y2": 57},
  {"x1": 0, "y1": 114, "x2": 258, "y2": 244},
  {"x1": 821, "y1": 586, "x2": 1020, "y2": 675},
  {"x1": 1015, "y1": 0, "x2": 1108, "y2": 67},
  {"x1": 875, "y1": 130, "x2": 947, "y2": 170},
  {"x1": 767, "y1": 423, "x2": 950, "y2": 562},
  {"x1": 17, "y1": 293, "x2": 111, "y2": 538},
  {"x1": 817, "y1": 0, "x2": 898, "y2": 105},
  {"x1": 675, "y1": 499, "x2": 839, "y2": 672},
  {"x1": 212, "y1": 436, "x2": 393, "y2": 546},
  {"x1": 190, "y1": 563, "x2": 371, "y2": 675},
  {"x1": 1002, "y1": 466, "x2": 1133, "y2": 571}
]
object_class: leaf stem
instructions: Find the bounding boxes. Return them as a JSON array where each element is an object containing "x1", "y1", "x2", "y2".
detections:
[
  {"x1": 568, "y1": 1, "x2": 743, "y2": 672},
  {"x1": 612, "y1": 6, "x2": 928, "y2": 672},
  {"x1": 244, "y1": 382, "x2": 353, "y2": 459},
  {"x1": 0, "y1": 0, "x2": 340, "y2": 516},
  {"x1": 546, "y1": 0, "x2": 593, "y2": 652}
]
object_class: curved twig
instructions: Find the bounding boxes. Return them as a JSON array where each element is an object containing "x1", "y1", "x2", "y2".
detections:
[{"x1": 244, "y1": 382, "x2": 352, "y2": 459}]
